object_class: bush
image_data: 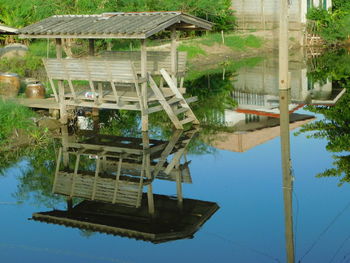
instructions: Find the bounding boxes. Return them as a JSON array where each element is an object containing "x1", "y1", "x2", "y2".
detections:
[
  {"x1": 307, "y1": 6, "x2": 350, "y2": 44},
  {"x1": 0, "y1": 0, "x2": 236, "y2": 32}
]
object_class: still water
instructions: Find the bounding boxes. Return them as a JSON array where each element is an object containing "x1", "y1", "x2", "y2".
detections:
[{"x1": 1, "y1": 50, "x2": 350, "y2": 263}]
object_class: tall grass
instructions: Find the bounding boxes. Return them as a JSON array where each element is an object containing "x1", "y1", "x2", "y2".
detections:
[
  {"x1": 0, "y1": 100, "x2": 36, "y2": 143},
  {"x1": 0, "y1": 100, "x2": 53, "y2": 151}
]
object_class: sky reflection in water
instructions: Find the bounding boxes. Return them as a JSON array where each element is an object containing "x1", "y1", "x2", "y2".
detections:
[{"x1": 1, "y1": 50, "x2": 350, "y2": 263}]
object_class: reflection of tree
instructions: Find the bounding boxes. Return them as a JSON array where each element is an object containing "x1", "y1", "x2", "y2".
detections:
[
  {"x1": 13, "y1": 141, "x2": 65, "y2": 208},
  {"x1": 79, "y1": 229, "x2": 96, "y2": 238},
  {"x1": 300, "y1": 50, "x2": 350, "y2": 185},
  {"x1": 187, "y1": 72, "x2": 237, "y2": 127},
  {"x1": 99, "y1": 110, "x2": 140, "y2": 137},
  {"x1": 297, "y1": 92, "x2": 350, "y2": 152},
  {"x1": 317, "y1": 155, "x2": 350, "y2": 186},
  {"x1": 307, "y1": 49, "x2": 350, "y2": 87}
]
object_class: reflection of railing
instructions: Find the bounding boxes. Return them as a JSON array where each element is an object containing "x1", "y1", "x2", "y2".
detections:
[
  {"x1": 233, "y1": 91, "x2": 265, "y2": 106},
  {"x1": 53, "y1": 129, "x2": 197, "y2": 209}
]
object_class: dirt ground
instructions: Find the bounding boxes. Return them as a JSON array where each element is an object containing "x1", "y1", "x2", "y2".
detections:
[
  {"x1": 148, "y1": 29, "x2": 302, "y2": 70},
  {"x1": 190, "y1": 29, "x2": 302, "y2": 69}
]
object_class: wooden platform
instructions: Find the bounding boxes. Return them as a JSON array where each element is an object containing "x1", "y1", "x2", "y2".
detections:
[{"x1": 1, "y1": 97, "x2": 60, "y2": 109}]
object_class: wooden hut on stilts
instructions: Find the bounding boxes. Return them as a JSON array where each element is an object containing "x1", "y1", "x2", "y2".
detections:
[{"x1": 18, "y1": 12, "x2": 212, "y2": 131}]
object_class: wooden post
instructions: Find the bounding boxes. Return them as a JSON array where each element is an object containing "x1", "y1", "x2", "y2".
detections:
[
  {"x1": 141, "y1": 39, "x2": 148, "y2": 131},
  {"x1": 88, "y1": 39, "x2": 99, "y2": 117},
  {"x1": 61, "y1": 125, "x2": 69, "y2": 168},
  {"x1": 170, "y1": 28, "x2": 178, "y2": 87},
  {"x1": 142, "y1": 132, "x2": 155, "y2": 216},
  {"x1": 175, "y1": 163, "x2": 183, "y2": 210},
  {"x1": 66, "y1": 197, "x2": 73, "y2": 211},
  {"x1": 107, "y1": 41, "x2": 112, "y2": 51},
  {"x1": 89, "y1": 39, "x2": 95, "y2": 56},
  {"x1": 56, "y1": 38, "x2": 68, "y2": 124}
]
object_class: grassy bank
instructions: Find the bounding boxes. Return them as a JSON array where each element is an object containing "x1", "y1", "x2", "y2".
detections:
[
  {"x1": 179, "y1": 33, "x2": 263, "y2": 59},
  {"x1": 0, "y1": 100, "x2": 50, "y2": 148}
]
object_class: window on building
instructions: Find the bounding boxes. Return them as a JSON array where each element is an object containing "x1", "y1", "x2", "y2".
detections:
[
  {"x1": 323, "y1": 0, "x2": 327, "y2": 9},
  {"x1": 307, "y1": 78, "x2": 314, "y2": 91},
  {"x1": 307, "y1": 0, "x2": 312, "y2": 10}
]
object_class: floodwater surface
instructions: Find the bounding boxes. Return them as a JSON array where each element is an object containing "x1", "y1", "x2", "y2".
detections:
[{"x1": 1, "y1": 49, "x2": 350, "y2": 263}]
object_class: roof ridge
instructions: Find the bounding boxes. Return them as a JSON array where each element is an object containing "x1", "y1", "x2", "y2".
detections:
[{"x1": 53, "y1": 14, "x2": 102, "y2": 18}]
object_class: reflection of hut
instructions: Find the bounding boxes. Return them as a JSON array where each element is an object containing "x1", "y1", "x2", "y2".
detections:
[
  {"x1": 19, "y1": 12, "x2": 212, "y2": 131},
  {"x1": 55, "y1": 129, "x2": 197, "y2": 210},
  {"x1": 33, "y1": 129, "x2": 219, "y2": 243}
]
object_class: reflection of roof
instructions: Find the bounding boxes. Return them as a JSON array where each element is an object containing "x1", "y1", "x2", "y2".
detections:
[
  {"x1": 32, "y1": 194, "x2": 219, "y2": 244},
  {"x1": 19, "y1": 12, "x2": 212, "y2": 39},
  {"x1": 0, "y1": 25, "x2": 18, "y2": 35},
  {"x1": 209, "y1": 113, "x2": 315, "y2": 152},
  {"x1": 236, "y1": 104, "x2": 304, "y2": 118}
]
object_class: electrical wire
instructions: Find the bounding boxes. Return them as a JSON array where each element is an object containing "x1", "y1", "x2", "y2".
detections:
[{"x1": 298, "y1": 201, "x2": 350, "y2": 262}]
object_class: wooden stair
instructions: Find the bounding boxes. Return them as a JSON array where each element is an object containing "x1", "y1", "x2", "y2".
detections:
[{"x1": 148, "y1": 69, "x2": 199, "y2": 129}]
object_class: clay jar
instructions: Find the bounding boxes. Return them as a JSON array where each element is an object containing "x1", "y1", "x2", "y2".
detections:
[
  {"x1": 0, "y1": 73, "x2": 20, "y2": 98},
  {"x1": 25, "y1": 82, "x2": 45, "y2": 99}
]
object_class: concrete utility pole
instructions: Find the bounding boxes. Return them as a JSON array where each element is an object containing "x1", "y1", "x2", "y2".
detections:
[{"x1": 279, "y1": 0, "x2": 295, "y2": 263}]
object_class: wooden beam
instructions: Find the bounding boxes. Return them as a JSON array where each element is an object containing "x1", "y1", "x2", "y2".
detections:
[
  {"x1": 170, "y1": 28, "x2": 178, "y2": 86},
  {"x1": 56, "y1": 38, "x2": 68, "y2": 124},
  {"x1": 140, "y1": 39, "x2": 148, "y2": 131},
  {"x1": 20, "y1": 34, "x2": 147, "y2": 40}
]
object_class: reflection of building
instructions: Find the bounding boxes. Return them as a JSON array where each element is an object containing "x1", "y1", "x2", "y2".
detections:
[
  {"x1": 206, "y1": 54, "x2": 334, "y2": 152},
  {"x1": 211, "y1": 113, "x2": 314, "y2": 152},
  {"x1": 32, "y1": 129, "x2": 219, "y2": 243},
  {"x1": 207, "y1": 54, "x2": 346, "y2": 153},
  {"x1": 233, "y1": 56, "x2": 345, "y2": 111}
]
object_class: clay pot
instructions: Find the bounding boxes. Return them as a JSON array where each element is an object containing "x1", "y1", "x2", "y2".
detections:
[
  {"x1": 0, "y1": 73, "x2": 20, "y2": 98},
  {"x1": 25, "y1": 82, "x2": 45, "y2": 99}
]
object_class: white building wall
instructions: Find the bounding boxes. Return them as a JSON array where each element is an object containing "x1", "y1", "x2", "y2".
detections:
[{"x1": 231, "y1": 0, "x2": 332, "y2": 30}]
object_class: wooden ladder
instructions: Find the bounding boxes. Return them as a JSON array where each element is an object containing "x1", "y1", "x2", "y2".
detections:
[{"x1": 148, "y1": 69, "x2": 199, "y2": 129}]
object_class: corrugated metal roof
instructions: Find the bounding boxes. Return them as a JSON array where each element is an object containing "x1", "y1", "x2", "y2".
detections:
[
  {"x1": 0, "y1": 25, "x2": 18, "y2": 35},
  {"x1": 19, "y1": 12, "x2": 212, "y2": 39}
]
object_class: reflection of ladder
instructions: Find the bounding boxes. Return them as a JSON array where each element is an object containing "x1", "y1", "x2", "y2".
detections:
[
  {"x1": 148, "y1": 69, "x2": 199, "y2": 129},
  {"x1": 152, "y1": 128, "x2": 197, "y2": 178}
]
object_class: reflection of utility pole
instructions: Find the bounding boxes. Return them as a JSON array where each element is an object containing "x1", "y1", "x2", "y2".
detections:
[
  {"x1": 279, "y1": 0, "x2": 295, "y2": 262},
  {"x1": 280, "y1": 88, "x2": 295, "y2": 263}
]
